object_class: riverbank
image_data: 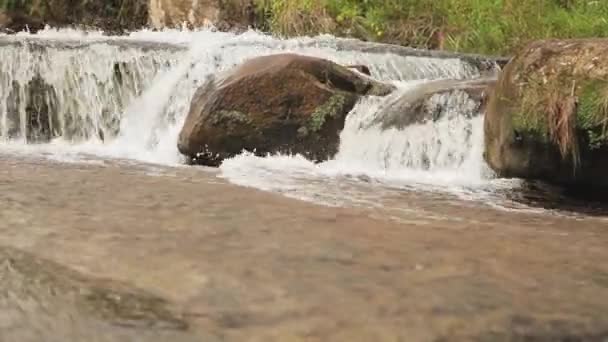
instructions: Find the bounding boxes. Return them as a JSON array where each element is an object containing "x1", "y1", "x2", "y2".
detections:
[
  {"x1": 256, "y1": 0, "x2": 608, "y2": 55},
  {"x1": 1, "y1": 154, "x2": 607, "y2": 341},
  {"x1": 2, "y1": 0, "x2": 608, "y2": 55}
]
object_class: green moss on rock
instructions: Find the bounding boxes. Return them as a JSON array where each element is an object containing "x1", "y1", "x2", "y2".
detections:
[
  {"x1": 578, "y1": 81, "x2": 608, "y2": 126},
  {"x1": 509, "y1": 74, "x2": 608, "y2": 150},
  {"x1": 510, "y1": 75, "x2": 551, "y2": 137},
  {"x1": 512, "y1": 111, "x2": 549, "y2": 137},
  {"x1": 485, "y1": 39, "x2": 608, "y2": 187},
  {"x1": 308, "y1": 94, "x2": 346, "y2": 133},
  {"x1": 577, "y1": 81, "x2": 608, "y2": 149}
]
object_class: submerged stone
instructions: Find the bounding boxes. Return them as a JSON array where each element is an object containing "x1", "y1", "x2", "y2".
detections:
[
  {"x1": 0, "y1": 247, "x2": 188, "y2": 331},
  {"x1": 6, "y1": 75, "x2": 58, "y2": 143},
  {"x1": 372, "y1": 77, "x2": 496, "y2": 130}
]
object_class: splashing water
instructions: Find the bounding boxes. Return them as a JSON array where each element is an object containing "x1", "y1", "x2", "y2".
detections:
[
  {"x1": 218, "y1": 82, "x2": 504, "y2": 207},
  {"x1": 0, "y1": 27, "x2": 517, "y2": 208}
]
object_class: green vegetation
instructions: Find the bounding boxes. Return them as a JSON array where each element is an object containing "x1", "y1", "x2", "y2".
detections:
[
  {"x1": 511, "y1": 76, "x2": 608, "y2": 159},
  {"x1": 513, "y1": 76, "x2": 550, "y2": 138},
  {"x1": 4, "y1": 0, "x2": 608, "y2": 55},
  {"x1": 254, "y1": 0, "x2": 608, "y2": 55},
  {"x1": 512, "y1": 110, "x2": 548, "y2": 137},
  {"x1": 1, "y1": 0, "x2": 41, "y2": 14},
  {"x1": 309, "y1": 94, "x2": 346, "y2": 132},
  {"x1": 578, "y1": 80, "x2": 608, "y2": 149}
]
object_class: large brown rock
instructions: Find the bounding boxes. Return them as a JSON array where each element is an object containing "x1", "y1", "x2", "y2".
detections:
[
  {"x1": 178, "y1": 53, "x2": 395, "y2": 166},
  {"x1": 485, "y1": 39, "x2": 608, "y2": 189},
  {"x1": 149, "y1": 0, "x2": 255, "y2": 31},
  {"x1": 373, "y1": 77, "x2": 496, "y2": 130}
]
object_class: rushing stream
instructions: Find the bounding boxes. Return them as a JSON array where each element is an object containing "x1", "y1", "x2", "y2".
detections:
[{"x1": 0, "y1": 28, "x2": 606, "y2": 216}]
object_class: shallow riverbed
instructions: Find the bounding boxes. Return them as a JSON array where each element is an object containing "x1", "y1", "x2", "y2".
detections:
[{"x1": 1, "y1": 154, "x2": 607, "y2": 341}]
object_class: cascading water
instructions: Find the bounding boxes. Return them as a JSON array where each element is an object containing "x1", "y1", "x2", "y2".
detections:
[
  {"x1": 0, "y1": 39, "x2": 181, "y2": 143},
  {"x1": 219, "y1": 83, "x2": 496, "y2": 206},
  {"x1": 0, "y1": 28, "x2": 507, "y2": 206},
  {"x1": 331, "y1": 84, "x2": 490, "y2": 183}
]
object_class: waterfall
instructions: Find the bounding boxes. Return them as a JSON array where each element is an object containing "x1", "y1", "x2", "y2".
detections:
[
  {"x1": 0, "y1": 39, "x2": 181, "y2": 143},
  {"x1": 0, "y1": 28, "x2": 493, "y2": 193}
]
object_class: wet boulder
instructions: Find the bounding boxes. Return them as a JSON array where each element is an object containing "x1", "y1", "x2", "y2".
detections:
[
  {"x1": 485, "y1": 39, "x2": 608, "y2": 189},
  {"x1": 178, "y1": 53, "x2": 395, "y2": 166},
  {"x1": 372, "y1": 77, "x2": 496, "y2": 130}
]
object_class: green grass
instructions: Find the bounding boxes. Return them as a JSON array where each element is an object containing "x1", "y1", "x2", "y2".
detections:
[
  {"x1": 4, "y1": 0, "x2": 608, "y2": 55},
  {"x1": 578, "y1": 80, "x2": 608, "y2": 149},
  {"x1": 254, "y1": 0, "x2": 608, "y2": 55}
]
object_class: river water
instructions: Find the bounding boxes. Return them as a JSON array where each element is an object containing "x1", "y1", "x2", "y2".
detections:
[
  {"x1": 1, "y1": 28, "x2": 606, "y2": 218},
  {"x1": 1, "y1": 27, "x2": 608, "y2": 341}
]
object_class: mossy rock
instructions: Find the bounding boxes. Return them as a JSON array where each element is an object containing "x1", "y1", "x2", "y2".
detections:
[
  {"x1": 178, "y1": 53, "x2": 394, "y2": 166},
  {"x1": 485, "y1": 38, "x2": 608, "y2": 189}
]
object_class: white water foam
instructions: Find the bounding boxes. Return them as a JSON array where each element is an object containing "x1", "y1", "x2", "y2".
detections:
[
  {"x1": 218, "y1": 81, "x2": 506, "y2": 206},
  {"x1": 0, "y1": 27, "x2": 516, "y2": 209}
]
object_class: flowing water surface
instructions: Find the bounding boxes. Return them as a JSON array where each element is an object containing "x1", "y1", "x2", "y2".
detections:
[
  {"x1": 2, "y1": 28, "x2": 603, "y2": 218},
  {"x1": 1, "y1": 28, "x2": 608, "y2": 341}
]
